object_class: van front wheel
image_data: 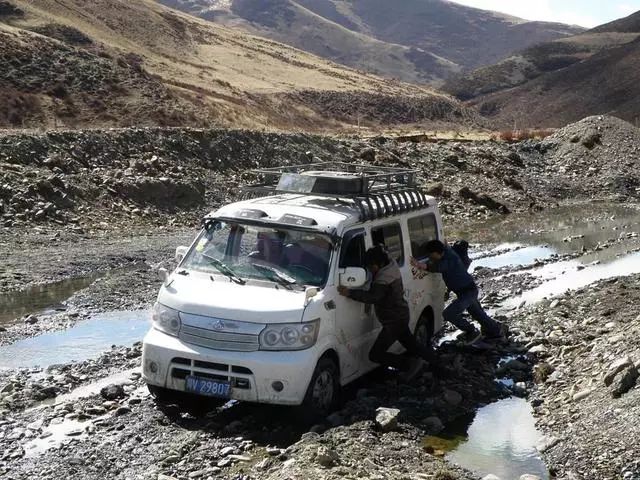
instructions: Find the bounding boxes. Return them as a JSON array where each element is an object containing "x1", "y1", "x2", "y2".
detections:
[{"x1": 302, "y1": 357, "x2": 339, "y2": 417}]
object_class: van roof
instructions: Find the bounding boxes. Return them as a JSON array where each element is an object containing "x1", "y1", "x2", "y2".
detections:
[{"x1": 209, "y1": 193, "x2": 437, "y2": 233}]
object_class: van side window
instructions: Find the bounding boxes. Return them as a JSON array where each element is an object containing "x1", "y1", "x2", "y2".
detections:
[
  {"x1": 371, "y1": 223, "x2": 404, "y2": 265},
  {"x1": 340, "y1": 230, "x2": 365, "y2": 268},
  {"x1": 408, "y1": 214, "x2": 438, "y2": 259}
]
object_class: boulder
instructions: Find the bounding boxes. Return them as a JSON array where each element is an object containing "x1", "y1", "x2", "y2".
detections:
[
  {"x1": 610, "y1": 366, "x2": 639, "y2": 398},
  {"x1": 375, "y1": 407, "x2": 400, "y2": 432},
  {"x1": 315, "y1": 445, "x2": 339, "y2": 467},
  {"x1": 421, "y1": 416, "x2": 444, "y2": 434},
  {"x1": 100, "y1": 384, "x2": 125, "y2": 400},
  {"x1": 604, "y1": 357, "x2": 633, "y2": 386}
]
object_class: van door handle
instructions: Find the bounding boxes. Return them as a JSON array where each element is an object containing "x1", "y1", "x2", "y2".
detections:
[{"x1": 324, "y1": 301, "x2": 336, "y2": 310}]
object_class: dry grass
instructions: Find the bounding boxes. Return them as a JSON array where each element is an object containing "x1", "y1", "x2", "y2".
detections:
[
  {"x1": 493, "y1": 128, "x2": 555, "y2": 142},
  {"x1": 1, "y1": 0, "x2": 461, "y2": 131}
]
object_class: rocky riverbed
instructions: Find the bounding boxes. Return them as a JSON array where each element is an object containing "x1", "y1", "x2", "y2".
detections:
[{"x1": 3, "y1": 116, "x2": 640, "y2": 480}]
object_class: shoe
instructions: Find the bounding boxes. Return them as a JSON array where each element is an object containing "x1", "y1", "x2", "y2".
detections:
[
  {"x1": 482, "y1": 322, "x2": 509, "y2": 342},
  {"x1": 457, "y1": 329, "x2": 482, "y2": 345},
  {"x1": 399, "y1": 358, "x2": 426, "y2": 383}
]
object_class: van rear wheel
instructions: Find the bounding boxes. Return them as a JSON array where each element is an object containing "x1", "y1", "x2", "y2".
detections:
[
  {"x1": 302, "y1": 357, "x2": 340, "y2": 417},
  {"x1": 415, "y1": 314, "x2": 434, "y2": 350}
]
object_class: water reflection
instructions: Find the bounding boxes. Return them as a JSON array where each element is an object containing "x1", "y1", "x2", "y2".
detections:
[
  {"x1": 426, "y1": 397, "x2": 548, "y2": 480},
  {"x1": 0, "y1": 274, "x2": 104, "y2": 325},
  {"x1": 0, "y1": 310, "x2": 150, "y2": 369}
]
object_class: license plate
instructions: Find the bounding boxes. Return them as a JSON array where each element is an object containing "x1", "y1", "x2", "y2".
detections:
[{"x1": 185, "y1": 375, "x2": 231, "y2": 398}]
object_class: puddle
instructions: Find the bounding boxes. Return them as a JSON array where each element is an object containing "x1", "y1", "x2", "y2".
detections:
[
  {"x1": 0, "y1": 310, "x2": 150, "y2": 370},
  {"x1": 22, "y1": 417, "x2": 101, "y2": 458},
  {"x1": 473, "y1": 245, "x2": 556, "y2": 270},
  {"x1": 0, "y1": 274, "x2": 104, "y2": 325},
  {"x1": 454, "y1": 204, "x2": 640, "y2": 262},
  {"x1": 504, "y1": 251, "x2": 640, "y2": 308},
  {"x1": 33, "y1": 368, "x2": 141, "y2": 408},
  {"x1": 425, "y1": 397, "x2": 548, "y2": 480}
]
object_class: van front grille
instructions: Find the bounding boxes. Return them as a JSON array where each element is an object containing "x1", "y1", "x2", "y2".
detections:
[
  {"x1": 169, "y1": 357, "x2": 254, "y2": 390},
  {"x1": 179, "y1": 325, "x2": 259, "y2": 352}
]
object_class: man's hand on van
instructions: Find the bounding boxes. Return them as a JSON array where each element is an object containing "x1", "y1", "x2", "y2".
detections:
[
  {"x1": 337, "y1": 285, "x2": 350, "y2": 297},
  {"x1": 410, "y1": 257, "x2": 425, "y2": 270}
]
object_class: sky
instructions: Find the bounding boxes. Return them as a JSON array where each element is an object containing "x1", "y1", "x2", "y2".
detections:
[{"x1": 451, "y1": 1, "x2": 640, "y2": 28}]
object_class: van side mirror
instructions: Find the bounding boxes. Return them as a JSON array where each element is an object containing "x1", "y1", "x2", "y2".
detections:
[
  {"x1": 339, "y1": 267, "x2": 367, "y2": 289},
  {"x1": 158, "y1": 267, "x2": 169, "y2": 283},
  {"x1": 175, "y1": 246, "x2": 188, "y2": 263}
]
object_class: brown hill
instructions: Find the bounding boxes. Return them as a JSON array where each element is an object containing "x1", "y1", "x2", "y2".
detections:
[
  {"x1": 0, "y1": 0, "x2": 472, "y2": 130},
  {"x1": 158, "y1": 0, "x2": 582, "y2": 84},
  {"x1": 471, "y1": 36, "x2": 640, "y2": 128},
  {"x1": 443, "y1": 8, "x2": 640, "y2": 127}
]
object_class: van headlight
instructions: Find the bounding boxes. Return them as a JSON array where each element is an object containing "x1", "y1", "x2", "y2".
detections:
[
  {"x1": 259, "y1": 319, "x2": 320, "y2": 351},
  {"x1": 152, "y1": 303, "x2": 181, "y2": 337}
]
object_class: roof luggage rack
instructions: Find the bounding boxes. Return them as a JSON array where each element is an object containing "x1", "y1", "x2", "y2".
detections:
[{"x1": 241, "y1": 162, "x2": 430, "y2": 222}]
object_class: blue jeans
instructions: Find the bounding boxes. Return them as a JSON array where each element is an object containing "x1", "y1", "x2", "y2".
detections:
[{"x1": 443, "y1": 288, "x2": 500, "y2": 336}]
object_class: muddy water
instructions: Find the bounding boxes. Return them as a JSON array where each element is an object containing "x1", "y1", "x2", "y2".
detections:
[
  {"x1": 0, "y1": 274, "x2": 104, "y2": 325},
  {"x1": 425, "y1": 397, "x2": 548, "y2": 480},
  {"x1": 0, "y1": 310, "x2": 150, "y2": 369}
]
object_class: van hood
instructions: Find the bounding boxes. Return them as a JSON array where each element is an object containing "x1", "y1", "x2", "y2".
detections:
[{"x1": 158, "y1": 274, "x2": 306, "y2": 324}]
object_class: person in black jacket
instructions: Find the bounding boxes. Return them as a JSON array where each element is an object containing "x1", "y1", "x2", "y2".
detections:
[
  {"x1": 338, "y1": 245, "x2": 439, "y2": 380},
  {"x1": 411, "y1": 240, "x2": 506, "y2": 345}
]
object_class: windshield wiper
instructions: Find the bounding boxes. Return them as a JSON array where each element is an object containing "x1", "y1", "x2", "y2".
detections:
[
  {"x1": 250, "y1": 263, "x2": 302, "y2": 290},
  {"x1": 202, "y1": 253, "x2": 246, "y2": 285}
]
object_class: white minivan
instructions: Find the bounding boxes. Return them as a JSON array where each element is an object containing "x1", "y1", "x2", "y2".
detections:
[{"x1": 142, "y1": 163, "x2": 446, "y2": 414}]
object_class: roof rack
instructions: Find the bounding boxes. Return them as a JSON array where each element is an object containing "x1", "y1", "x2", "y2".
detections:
[{"x1": 241, "y1": 162, "x2": 430, "y2": 222}]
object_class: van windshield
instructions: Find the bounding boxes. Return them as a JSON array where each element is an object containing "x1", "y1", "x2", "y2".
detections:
[{"x1": 181, "y1": 221, "x2": 333, "y2": 287}]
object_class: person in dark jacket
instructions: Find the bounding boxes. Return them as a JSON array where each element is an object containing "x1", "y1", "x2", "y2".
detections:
[
  {"x1": 411, "y1": 240, "x2": 505, "y2": 344},
  {"x1": 338, "y1": 245, "x2": 439, "y2": 380}
]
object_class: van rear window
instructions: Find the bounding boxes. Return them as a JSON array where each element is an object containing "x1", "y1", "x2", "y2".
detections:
[{"x1": 408, "y1": 214, "x2": 438, "y2": 259}]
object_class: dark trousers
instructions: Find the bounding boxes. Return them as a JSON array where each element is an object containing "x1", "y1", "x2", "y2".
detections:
[
  {"x1": 443, "y1": 287, "x2": 500, "y2": 336},
  {"x1": 369, "y1": 323, "x2": 436, "y2": 371}
]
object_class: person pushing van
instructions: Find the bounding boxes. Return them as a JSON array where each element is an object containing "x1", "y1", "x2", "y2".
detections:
[
  {"x1": 338, "y1": 245, "x2": 439, "y2": 380},
  {"x1": 411, "y1": 240, "x2": 506, "y2": 345}
]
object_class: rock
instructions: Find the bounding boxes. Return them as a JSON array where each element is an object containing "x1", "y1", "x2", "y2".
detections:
[
  {"x1": 100, "y1": 384, "x2": 125, "y2": 400},
  {"x1": 220, "y1": 446, "x2": 236, "y2": 457},
  {"x1": 604, "y1": 357, "x2": 633, "y2": 386},
  {"x1": 421, "y1": 416, "x2": 444, "y2": 434},
  {"x1": 114, "y1": 406, "x2": 131, "y2": 416},
  {"x1": 527, "y1": 345, "x2": 548, "y2": 355},
  {"x1": 533, "y1": 363, "x2": 555, "y2": 383},
  {"x1": 520, "y1": 475, "x2": 542, "y2": 480},
  {"x1": 375, "y1": 407, "x2": 400, "y2": 432},
  {"x1": 482, "y1": 475, "x2": 502, "y2": 480},
  {"x1": 572, "y1": 389, "x2": 594, "y2": 402},
  {"x1": 227, "y1": 455, "x2": 251, "y2": 462},
  {"x1": 315, "y1": 445, "x2": 339, "y2": 467},
  {"x1": 24, "y1": 315, "x2": 39, "y2": 325},
  {"x1": 536, "y1": 435, "x2": 560, "y2": 453},
  {"x1": 359, "y1": 148, "x2": 376, "y2": 162},
  {"x1": 158, "y1": 475, "x2": 179, "y2": 480},
  {"x1": 443, "y1": 389, "x2": 463, "y2": 406},
  {"x1": 610, "y1": 366, "x2": 639, "y2": 398}
]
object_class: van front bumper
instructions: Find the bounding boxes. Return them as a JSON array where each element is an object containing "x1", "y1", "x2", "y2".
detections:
[{"x1": 142, "y1": 328, "x2": 318, "y2": 406}]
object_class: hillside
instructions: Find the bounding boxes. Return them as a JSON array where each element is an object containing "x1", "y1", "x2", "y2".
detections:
[
  {"x1": 471, "y1": 37, "x2": 640, "y2": 128},
  {"x1": 443, "y1": 8, "x2": 640, "y2": 127},
  {"x1": 158, "y1": 0, "x2": 582, "y2": 84},
  {"x1": 0, "y1": 0, "x2": 472, "y2": 130}
]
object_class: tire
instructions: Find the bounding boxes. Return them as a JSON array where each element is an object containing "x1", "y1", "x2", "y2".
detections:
[
  {"x1": 415, "y1": 313, "x2": 435, "y2": 350},
  {"x1": 302, "y1": 357, "x2": 340, "y2": 418}
]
